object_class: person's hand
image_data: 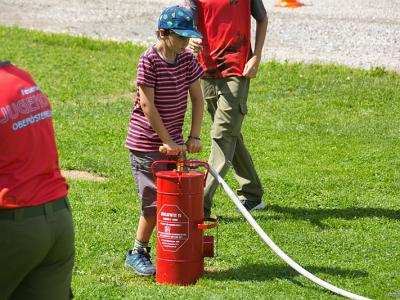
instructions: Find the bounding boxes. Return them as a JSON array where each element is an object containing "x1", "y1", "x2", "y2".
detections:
[
  {"x1": 0, "y1": 188, "x2": 8, "y2": 205},
  {"x1": 243, "y1": 55, "x2": 261, "y2": 78},
  {"x1": 185, "y1": 137, "x2": 202, "y2": 153},
  {"x1": 0, "y1": 188, "x2": 13, "y2": 208},
  {"x1": 188, "y1": 38, "x2": 203, "y2": 55},
  {"x1": 159, "y1": 142, "x2": 186, "y2": 156}
]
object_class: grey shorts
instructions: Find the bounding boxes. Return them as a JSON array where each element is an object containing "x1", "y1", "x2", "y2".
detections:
[{"x1": 129, "y1": 150, "x2": 177, "y2": 216}]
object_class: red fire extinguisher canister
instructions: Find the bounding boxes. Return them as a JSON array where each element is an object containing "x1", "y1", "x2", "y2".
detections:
[{"x1": 152, "y1": 159, "x2": 218, "y2": 285}]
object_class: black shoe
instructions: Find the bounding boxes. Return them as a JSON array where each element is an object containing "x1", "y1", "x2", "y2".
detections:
[
  {"x1": 204, "y1": 208, "x2": 211, "y2": 218},
  {"x1": 240, "y1": 200, "x2": 266, "y2": 211}
]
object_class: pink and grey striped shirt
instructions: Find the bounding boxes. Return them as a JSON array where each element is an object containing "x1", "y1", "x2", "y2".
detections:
[{"x1": 125, "y1": 47, "x2": 203, "y2": 152}]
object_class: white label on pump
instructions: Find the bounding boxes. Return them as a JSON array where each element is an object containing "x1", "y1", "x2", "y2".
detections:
[{"x1": 157, "y1": 204, "x2": 189, "y2": 252}]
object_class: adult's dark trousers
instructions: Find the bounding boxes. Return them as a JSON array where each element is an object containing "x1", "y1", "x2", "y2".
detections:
[{"x1": 0, "y1": 197, "x2": 75, "y2": 300}]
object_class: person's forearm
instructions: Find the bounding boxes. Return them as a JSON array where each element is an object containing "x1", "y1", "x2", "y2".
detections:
[
  {"x1": 188, "y1": 81, "x2": 204, "y2": 138},
  {"x1": 253, "y1": 15, "x2": 268, "y2": 58},
  {"x1": 142, "y1": 103, "x2": 173, "y2": 144},
  {"x1": 139, "y1": 86, "x2": 173, "y2": 144},
  {"x1": 190, "y1": 100, "x2": 203, "y2": 138}
]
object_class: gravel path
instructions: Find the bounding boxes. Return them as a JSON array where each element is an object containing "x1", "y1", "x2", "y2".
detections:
[{"x1": 0, "y1": 0, "x2": 399, "y2": 72}]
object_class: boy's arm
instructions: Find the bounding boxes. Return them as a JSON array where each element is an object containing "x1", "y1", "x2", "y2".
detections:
[
  {"x1": 243, "y1": 0, "x2": 268, "y2": 78},
  {"x1": 139, "y1": 84, "x2": 182, "y2": 155},
  {"x1": 186, "y1": 79, "x2": 204, "y2": 153}
]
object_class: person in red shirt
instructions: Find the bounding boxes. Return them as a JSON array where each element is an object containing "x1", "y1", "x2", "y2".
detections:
[
  {"x1": 0, "y1": 61, "x2": 74, "y2": 299},
  {"x1": 185, "y1": 0, "x2": 268, "y2": 217}
]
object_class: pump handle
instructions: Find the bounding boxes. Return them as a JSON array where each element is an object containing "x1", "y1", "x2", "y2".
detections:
[
  {"x1": 154, "y1": 146, "x2": 210, "y2": 184},
  {"x1": 159, "y1": 145, "x2": 187, "y2": 155},
  {"x1": 151, "y1": 160, "x2": 181, "y2": 181}
]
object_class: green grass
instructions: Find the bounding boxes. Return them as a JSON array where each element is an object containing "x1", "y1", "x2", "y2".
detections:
[{"x1": 1, "y1": 26, "x2": 399, "y2": 300}]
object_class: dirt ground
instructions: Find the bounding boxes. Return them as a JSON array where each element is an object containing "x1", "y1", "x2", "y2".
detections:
[
  {"x1": 0, "y1": 0, "x2": 399, "y2": 72},
  {"x1": 61, "y1": 170, "x2": 106, "y2": 182}
]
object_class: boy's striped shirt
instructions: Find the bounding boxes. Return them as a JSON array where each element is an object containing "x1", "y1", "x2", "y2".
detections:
[{"x1": 125, "y1": 47, "x2": 203, "y2": 152}]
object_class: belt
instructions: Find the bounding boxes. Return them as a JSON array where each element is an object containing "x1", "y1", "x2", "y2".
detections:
[{"x1": 0, "y1": 197, "x2": 69, "y2": 221}]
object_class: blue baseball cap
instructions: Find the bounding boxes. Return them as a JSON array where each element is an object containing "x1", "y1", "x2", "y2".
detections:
[{"x1": 158, "y1": 6, "x2": 202, "y2": 39}]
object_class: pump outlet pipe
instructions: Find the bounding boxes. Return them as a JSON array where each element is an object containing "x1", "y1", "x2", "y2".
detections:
[{"x1": 208, "y1": 167, "x2": 370, "y2": 300}]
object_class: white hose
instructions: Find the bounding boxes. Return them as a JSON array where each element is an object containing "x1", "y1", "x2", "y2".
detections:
[{"x1": 208, "y1": 167, "x2": 370, "y2": 300}]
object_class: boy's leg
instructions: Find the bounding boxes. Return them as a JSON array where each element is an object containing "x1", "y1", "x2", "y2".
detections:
[
  {"x1": 129, "y1": 151, "x2": 160, "y2": 218},
  {"x1": 126, "y1": 151, "x2": 174, "y2": 276},
  {"x1": 127, "y1": 214, "x2": 156, "y2": 277},
  {"x1": 135, "y1": 215, "x2": 156, "y2": 244}
]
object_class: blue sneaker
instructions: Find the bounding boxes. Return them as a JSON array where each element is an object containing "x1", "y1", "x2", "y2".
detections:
[{"x1": 124, "y1": 247, "x2": 156, "y2": 276}]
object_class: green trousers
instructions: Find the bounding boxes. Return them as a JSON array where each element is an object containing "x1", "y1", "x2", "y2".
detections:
[
  {"x1": 201, "y1": 77, "x2": 264, "y2": 212},
  {"x1": 0, "y1": 197, "x2": 74, "y2": 300}
]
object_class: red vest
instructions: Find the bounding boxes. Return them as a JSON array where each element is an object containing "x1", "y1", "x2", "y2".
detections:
[
  {"x1": 0, "y1": 62, "x2": 68, "y2": 208},
  {"x1": 196, "y1": 0, "x2": 251, "y2": 78}
]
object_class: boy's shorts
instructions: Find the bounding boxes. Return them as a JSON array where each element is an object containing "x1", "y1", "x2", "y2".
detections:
[{"x1": 129, "y1": 150, "x2": 177, "y2": 216}]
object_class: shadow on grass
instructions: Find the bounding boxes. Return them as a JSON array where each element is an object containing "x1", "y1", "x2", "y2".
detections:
[
  {"x1": 204, "y1": 263, "x2": 368, "y2": 283},
  {"x1": 219, "y1": 205, "x2": 400, "y2": 228}
]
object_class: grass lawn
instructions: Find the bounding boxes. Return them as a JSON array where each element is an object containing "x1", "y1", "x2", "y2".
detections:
[{"x1": 1, "y1": 26, "x2": 399, "y2": 300}]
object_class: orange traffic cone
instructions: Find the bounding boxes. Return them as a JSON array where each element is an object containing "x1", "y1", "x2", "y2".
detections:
[{"x1": 274, "y1": 0, "x2": 304, "y2": 8}]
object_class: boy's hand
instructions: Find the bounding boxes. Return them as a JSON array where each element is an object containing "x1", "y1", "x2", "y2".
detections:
[
  {"x1": 185, "y1": 137, "x2": 202, "y2": 153},
  {"x1": 188, "y1": 38, "x2": 203, "y2": 55},
  {"x1": 159, "y1": 142, "x2": 186, "y2": 156}
]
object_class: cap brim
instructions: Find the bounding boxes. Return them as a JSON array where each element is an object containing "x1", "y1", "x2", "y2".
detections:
[{"x1": 172, "y1": 29, "x2": 202, "y2": 39}]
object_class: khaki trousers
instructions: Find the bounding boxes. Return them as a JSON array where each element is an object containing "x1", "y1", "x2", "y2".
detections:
[{"x1": 201, "y1": 77, "x2": 264, "y2": 212}]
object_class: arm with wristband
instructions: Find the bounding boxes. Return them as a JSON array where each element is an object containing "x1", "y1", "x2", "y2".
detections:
[{"x1": 185, "y1": 79, "x2": 204, "y2": 153}]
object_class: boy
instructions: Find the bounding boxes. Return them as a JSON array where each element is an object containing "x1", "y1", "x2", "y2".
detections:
[
  {"x1": 185, "y1": 0, "x2": 268, "y2": 217},
  {"x1": 124, "y1": 6, "x2": 204, "y2": 276}
]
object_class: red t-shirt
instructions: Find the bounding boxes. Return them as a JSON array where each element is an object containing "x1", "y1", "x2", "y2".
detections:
[
  {"x1": 0, "y1": 62, "x2": 68, "y2": 208},
  {"x1": 189, "y1": 0, "x2": 266, "y2": 78},
  {"x1": 193, "y1": 0, "x2": 251, "y2": 78}
]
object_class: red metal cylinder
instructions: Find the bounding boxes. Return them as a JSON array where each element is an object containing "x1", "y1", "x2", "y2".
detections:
[{"x1": 155, "y1": 169, "x2": 205, "y2": 285}]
